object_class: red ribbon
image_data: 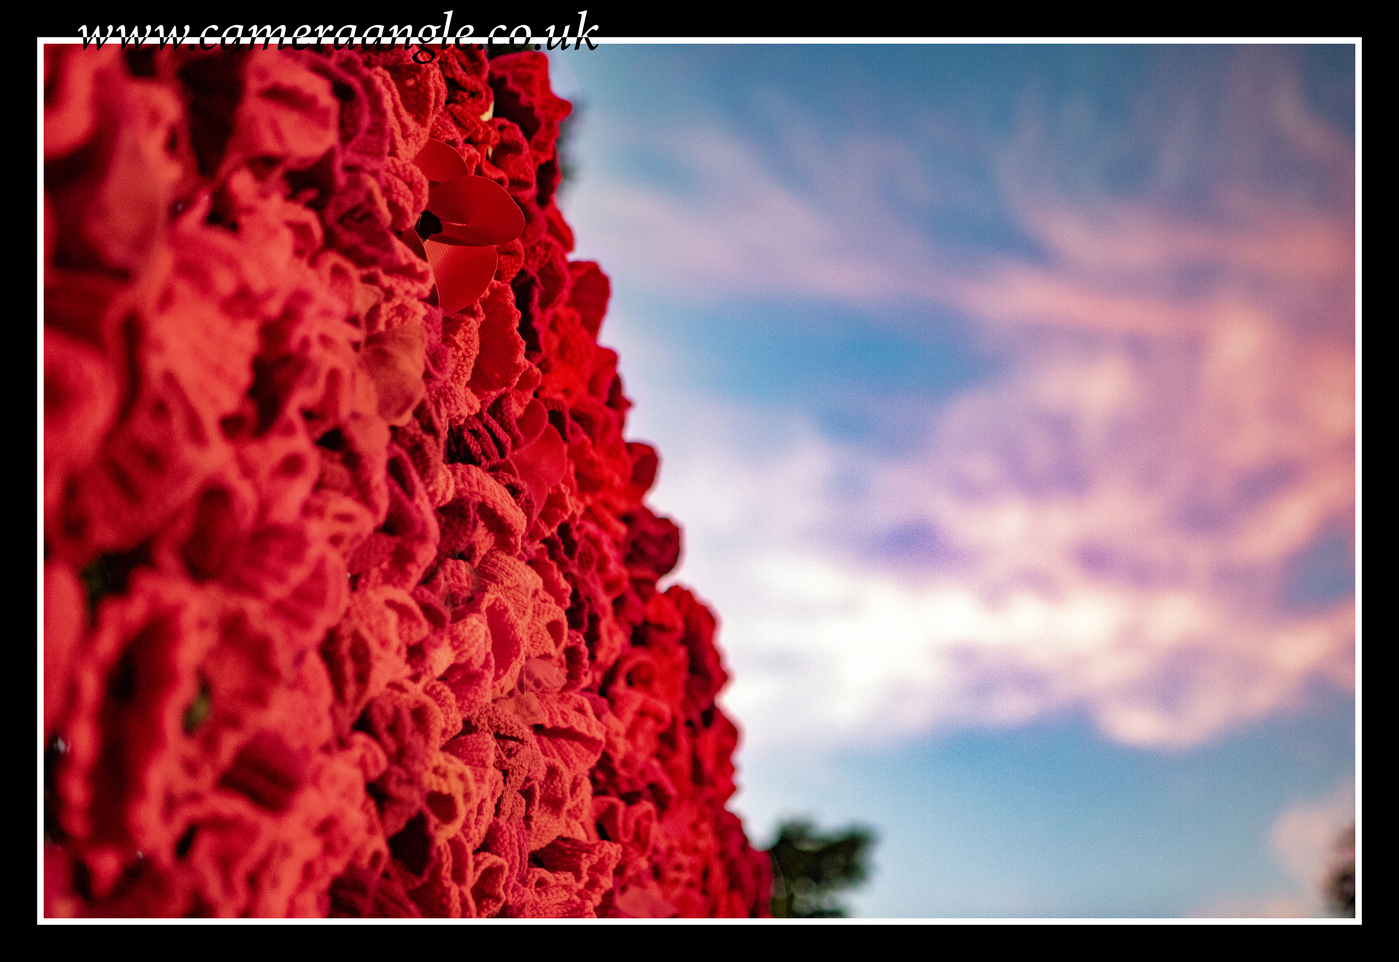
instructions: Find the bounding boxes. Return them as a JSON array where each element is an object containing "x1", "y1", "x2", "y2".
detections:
[{"x1": 404, "y1": 140, "x2": 526, "y2": 316}]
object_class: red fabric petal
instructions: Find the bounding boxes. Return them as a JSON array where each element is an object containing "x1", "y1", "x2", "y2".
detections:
[
  {"x1": 413, "y1": 139, "x2": 471, "y2": 183},
  {"x1": 427, "y1": 175, "x2": 526, "y2": 247},
  {"x1": 424, "y1": 242, "x2": 497, "y2": 317}
]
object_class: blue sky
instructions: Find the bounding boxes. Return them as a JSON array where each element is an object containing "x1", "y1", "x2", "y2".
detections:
[{"x1": 547, "y1": 42, "x2": 1356, "y2": 918}]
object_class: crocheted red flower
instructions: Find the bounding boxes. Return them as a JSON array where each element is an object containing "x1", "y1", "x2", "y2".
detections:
[{"x1": 43, "y1": 44, "x2": 771, "y2": 920}]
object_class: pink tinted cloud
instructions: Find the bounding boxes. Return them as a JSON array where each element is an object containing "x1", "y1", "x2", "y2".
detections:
[
  {"x1": 568, "y1": 49, "x2": 1355, "y2": 752},
  {"x1": 952, "y1": 198, "x2": 1354, "y2": 340},
  {"x1": 771, "y1": 192, "x2": 1352, "y2": 748},
  {"x1": 839, "y1": 211, "x2": 1353, "y2": 746},
  {"x1": 695, "y1": 290, "x2": 1353, "y2": 750}
]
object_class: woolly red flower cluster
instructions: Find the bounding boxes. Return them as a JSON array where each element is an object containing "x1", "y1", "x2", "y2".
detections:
[{"x1": 43, "y1": 43, "x2": 771, "y2": 918}]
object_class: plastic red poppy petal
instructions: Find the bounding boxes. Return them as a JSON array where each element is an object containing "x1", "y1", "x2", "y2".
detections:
[
  {"x1": 413, "y1": 139, "x2": 471, "y2": 183},
  {"x1": 431, "y1": 223, "x2": 506, "y2": 247},
  {"x1": 400, "y1": 227, "x2": 429, "y2": 261},
  {"x1": 427, "y1": 176, "x2": 526, "y2": 246},
  {"x1": 425, "y1": 241, "x2": 498, "y2": 315}
]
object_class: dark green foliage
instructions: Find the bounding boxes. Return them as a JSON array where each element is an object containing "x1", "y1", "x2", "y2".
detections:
[
  {"x1": 1326, "y1": 823, "x2": 1355, "y2": 918},
  {"x1": 768, "y1": 819, "x2": 876, "y2": 918}
]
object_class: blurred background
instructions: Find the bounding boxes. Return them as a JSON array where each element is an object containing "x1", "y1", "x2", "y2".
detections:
[{"x1": 547, "y1": 42, "x2": 1356, "y2": 918}]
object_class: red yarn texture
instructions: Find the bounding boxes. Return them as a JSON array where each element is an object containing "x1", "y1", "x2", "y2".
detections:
[{"x1": 43, "y1": 44, "x2": 771, "y2": 919}]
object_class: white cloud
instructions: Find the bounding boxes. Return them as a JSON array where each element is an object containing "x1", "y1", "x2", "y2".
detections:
[
  {"x1": 628, "y1": 274, "x2": 1352, "y2": 754},
  {"x1": 566, "y1": 47, "x2": 1354, "y2": 756},
  {"x1": 649, "y1": 377, "x2": 1352, "y2": 754}
]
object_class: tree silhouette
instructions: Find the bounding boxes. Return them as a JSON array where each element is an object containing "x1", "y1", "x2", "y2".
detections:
[
  {"x1": 768, "y1": 819, "x2": 877, "y2": 918},
  {"x1": 1325, "y1": 822, "x2": 1355, "y2": 917}
]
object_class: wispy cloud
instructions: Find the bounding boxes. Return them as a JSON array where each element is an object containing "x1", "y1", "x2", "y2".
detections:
[
  {"x1": 567, "y1": 46, "x2": 1354, "y2": 755},
  {"x1": 650, "y1": 355, "x2": 1353, "y2": 751},
  {"x1": 571, "y1": 125, "x2": 954, "y2": 305}
]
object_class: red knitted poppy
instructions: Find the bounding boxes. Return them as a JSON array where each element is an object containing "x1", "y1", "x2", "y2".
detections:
[{"x1": 43, "y1": 43, "x2": 771, "y2": 919}]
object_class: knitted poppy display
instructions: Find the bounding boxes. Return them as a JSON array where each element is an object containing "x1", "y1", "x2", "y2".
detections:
[{"x1": 43, "y1": 43, "x2": 772, "y2": 919}]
